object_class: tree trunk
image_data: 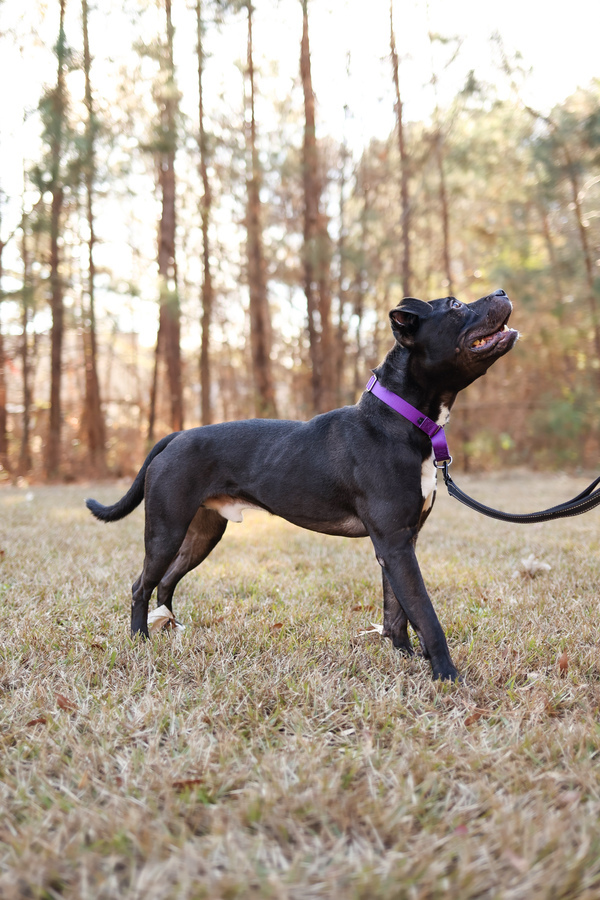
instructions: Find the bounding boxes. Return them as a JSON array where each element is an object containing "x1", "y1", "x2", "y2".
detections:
[
  {"x1": 567, "y1": 164, "x2": 600, "y2": 362},
  {"x1": 335, "y1": 138, "x2": 349, "y2": 406},
  {"x1": 148, "y1": 320, "x2": 162, "y2": 444},
  {"x1": 245, "y1": 2, "x2": 277, "y2": 418},
  {"x1": 197, "y1": 0, "x2": 213, "y2": 426},
  {"x1": 317, "y1": 218, "x2": 334, "y2": 407},
  {"x1": 0, "y1": 238, "x2": 8, "y2": 473},
  {"x1": 539, "y1": 204, "x2": 564, "y2": 306},
  {"x1": 428, "y1": 30, "x2": 454, "y2": 295},
  {"x1": 150, "y1": 0, "x2": 183, "y2": 438},
  {"x1": 435, "y1": 132, "x2": 453, "y2": 294},
  {"x1": 353, "y1": 164, "x2": 369, "y2": 398},
  {"x1": 45, "y1": 0, "x2": 67, "y2": 478},
  {"x1": 20, "y1": 216, "x2": 32, "y2": 474},
  {"x1": 82, "y1": 0, "x2": 106, "y2": 475},
  {"x1": 300, "y1": 0, "x2": 334, "y2": 413},
  {"x1": 524, "y1": 103, "x2": 600, "y2": 374},
  {"x1": 390, "y1": 0, "x2": 411, "y2": 297}
]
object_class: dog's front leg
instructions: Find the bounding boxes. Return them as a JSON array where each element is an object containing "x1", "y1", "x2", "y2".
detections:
[{"x1": 372, "y1": 529, "x2": 458, "y2": 681}]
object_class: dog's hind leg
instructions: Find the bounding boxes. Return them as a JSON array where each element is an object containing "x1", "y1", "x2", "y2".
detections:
[
  {"x1": 131, "y1": 508, "x2": 227, "y2": 637},
  {"x1": 156, "y1": 508, "x2": 227, "y2": 613},
  {"x1": 131, "y1": 517, "x2": 194, "y2": 638},
  {"x1": 381, "y1": 571, "x2": 413, "y2": 656}
]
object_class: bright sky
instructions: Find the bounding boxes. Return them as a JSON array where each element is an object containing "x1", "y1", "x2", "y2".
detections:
[
  {"x1": 1, "y1": 0, "x2": 599, "y2": 343},
  {"x1": 3, "y1": 0, "x2": 600, "y2": 194}
]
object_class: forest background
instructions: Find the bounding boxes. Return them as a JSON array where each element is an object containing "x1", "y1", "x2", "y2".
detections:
[{"x1": 1, "y1": 0, "x2": 600, "y2": 481}]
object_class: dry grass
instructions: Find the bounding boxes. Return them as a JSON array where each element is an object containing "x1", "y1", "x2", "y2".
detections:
[{"x1": 1, "y1": 472, "x2": 600, "y2": 899}]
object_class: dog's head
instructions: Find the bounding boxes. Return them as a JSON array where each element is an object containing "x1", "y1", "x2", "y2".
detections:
[{"x1": 389, "y1": 289, "x2": 519, "y2": 391}]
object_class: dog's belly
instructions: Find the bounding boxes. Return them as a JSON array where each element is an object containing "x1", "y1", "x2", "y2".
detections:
[
  {"x1": 286, "y1": 515, "x2": 369, "y2": 538},
  {"x1": 203, "y1": 495, "x2": 368, "y2": 538},
  {"x1": 203, "y1": 495, "x2": 264, "y2": 523}
]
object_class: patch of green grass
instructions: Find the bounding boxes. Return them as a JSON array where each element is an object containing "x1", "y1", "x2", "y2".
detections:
[{"x1": 1, "y1": 474, "x2": 600, "y2": 897}]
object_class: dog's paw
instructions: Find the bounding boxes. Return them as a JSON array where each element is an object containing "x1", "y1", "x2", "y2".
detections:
[
  {"x1": 431, "y1": 666, "x2": 461, "y2": 683},
  {"x1": 391, "y1": 637, "x2": 414, "y2": 657}
]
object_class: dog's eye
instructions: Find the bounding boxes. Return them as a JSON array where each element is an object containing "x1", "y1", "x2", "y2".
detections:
[{"x1": 450, "y1": 299, "x2": 463, "y2": 310}]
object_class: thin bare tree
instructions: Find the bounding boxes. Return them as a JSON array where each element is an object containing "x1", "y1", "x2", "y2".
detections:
[
  {"x1": 19, "y1": 208, "x2": 33, "y2": 474},
  {"x1": 300, "y1": 0, "x2": 334, "y2": 413},
  {"x1": 0, "y1": 222, "x2": 8, "y2": 473},
  {"x1": 197, "y1": 0, "x2": 214, "y2": 425},
  {"x1": 45, "y1": 0, "x2": 68, "y2": 477},
  {"x1": 81, "y1": 0, "x2": 106, "y2": 474},
  {"x1": 149, "y1": 0, "x2": 183, "y2": 441},
  {"x1": 245, "y1": 0, "x2": 277, "y2": 418},
  {"x1": 390, "y1": 0, "x2": 411, "y2": 296}
]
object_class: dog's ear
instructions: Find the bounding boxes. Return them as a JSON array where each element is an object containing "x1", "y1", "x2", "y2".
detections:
[{"x1": 389, "y1": 298, "x2": 431, "y2": 346}]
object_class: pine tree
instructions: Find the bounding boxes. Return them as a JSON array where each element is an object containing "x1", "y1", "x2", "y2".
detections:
[
  {"x1": 81, "y1": 0, "x2": 106, "y2": 474},
  {"x1": 245, "y1": 0, "x2": 277, "y2": 418}
]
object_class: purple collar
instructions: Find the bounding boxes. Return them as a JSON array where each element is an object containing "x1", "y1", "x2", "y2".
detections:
[{"x1": 366, "y1": 375, "x2": 452, "y2": 466}]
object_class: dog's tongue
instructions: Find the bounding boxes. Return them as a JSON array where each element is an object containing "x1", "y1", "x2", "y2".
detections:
[{"x1": 471, "y1": 324, "x2": 512, "y2": 349}]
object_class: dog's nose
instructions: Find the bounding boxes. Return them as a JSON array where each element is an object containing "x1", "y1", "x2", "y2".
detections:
[{"x1": 494, "y1": 289, "x2": 506, "y2": 297}]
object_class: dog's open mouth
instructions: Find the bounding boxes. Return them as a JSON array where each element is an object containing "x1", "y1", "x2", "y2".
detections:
[{"x1": 469, "y1": 323, "x2": 518, "y2": 353}]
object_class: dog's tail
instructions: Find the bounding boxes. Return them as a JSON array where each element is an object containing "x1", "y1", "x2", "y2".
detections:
[{"x1": 85, "y1": 432, "x2": 181, "y2": 523}]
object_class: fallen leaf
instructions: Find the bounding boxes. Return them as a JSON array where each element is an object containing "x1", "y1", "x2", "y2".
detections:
[
  {"x1": 78, "y1": 771, "x2": 90, "y2": 790},
  {"x1": 172, "y1": 777, "x2": 204, "y2": 791},
  {"x1": 454, "y1": 824, "x2": 468, "y2": 835},
  {"x1": 464, "y1": 713, "x2": 482, "y2": 727},
  {"x1": 0, "y1": 549, "x2": 5, "y2": 559},
  {"x1": 56, "y1": 693, "x2": 78, "y2": 712},
  {"x1": 358, "y1": 622, "x2": 384, "y2": 636},
  {"x1": 516, "y1": 554, "x2": 551, "y2": 578},
  {"x1": 464, "y1": 708, "x2": 490, "y2": 726},
  {"x1": 147, "y1": 604, "x2": 185, "y2": 634},
  {"x1": 26, "y1": 716, "x2": 47, "y2": 727},
  {"x1": 556, "y1": 790, "x2": 580, "y2": 807},
  {"x1": 270, "y1": 622, "x2": 284, "y2": 630},
  {"x1": 517, "y1": 671, "x2": 544, "y2": 690},
  {"x1": 351, "y1": 604, "x2": 375, "y2": 612},
  {"x1": 558, "y1": 650, "x2": 568, "y2": 676}
]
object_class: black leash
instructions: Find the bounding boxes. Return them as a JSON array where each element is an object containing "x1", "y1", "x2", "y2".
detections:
[
  {"x1": 439, "y1": 462, "x2": 600, "y2": 524},
  {"x1": 366, "y1": 375, "x2": 600, "y2": 524}
]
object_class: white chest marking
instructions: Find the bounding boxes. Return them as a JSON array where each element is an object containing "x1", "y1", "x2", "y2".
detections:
[
  {"x1": 421, "y1": 451, "x2": 436, "y2": 507},
  {"x1": 437, "y1": 404, "x2": 450, "y2": 427},
  {"x1": 419, "y1": 405, "x2": 449, "y2": 512}
]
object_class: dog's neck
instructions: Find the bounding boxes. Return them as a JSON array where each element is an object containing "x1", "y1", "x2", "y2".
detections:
[{"x1": 373, "y1": 345, "x2": 458, "y2": 426}]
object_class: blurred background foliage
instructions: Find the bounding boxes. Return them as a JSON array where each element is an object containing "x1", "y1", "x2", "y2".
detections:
[{"x1": 1, "y1": 0, "x2": 600, "y2": 480}]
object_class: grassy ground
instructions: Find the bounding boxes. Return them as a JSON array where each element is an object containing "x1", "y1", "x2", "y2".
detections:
[{"x1": 1, "y1": 472, "x2": 600, "y2": 899}]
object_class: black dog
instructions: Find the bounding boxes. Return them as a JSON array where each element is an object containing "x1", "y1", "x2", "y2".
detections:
[{"x1": 87, "y1": 290, "x2": 518, "y2": 680}]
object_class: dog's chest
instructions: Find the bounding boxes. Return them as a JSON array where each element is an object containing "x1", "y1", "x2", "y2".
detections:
[
  {"x1": 419, "y1": 404, "x2": 448, "y2": 512},
  {"x1": 421, "y1": 452, "x2": 436, "y2": 512}
]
